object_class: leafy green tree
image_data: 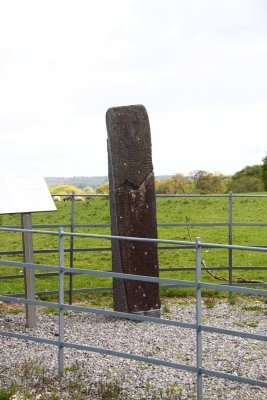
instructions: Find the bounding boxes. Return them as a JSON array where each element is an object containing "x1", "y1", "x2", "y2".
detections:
[
  {"x1": 83, "y1": 185, "x2": 95, "y2": 194},
  {"x1": 262, "y1": 154, "x2": 267, "y2": 191},
  {"x1": 193, "y1": 170, "x2": 225, "y2": 193},
  {"x1": 96, "y1": 182, "x2": 109, "y2": 194},
  {"x1": 229, "y1": 176, "x2": 263, "y2": 193},
  {"x1": 232, "y1": 165, "x2": 262, "y2": 180},
  {"x1": 228, "y1": 165, "x2": 264, "y2": 193},
  {"x1": 49, "y1": 184, "x2": 83, "y2": 195},
  {"x1": 170, "y1": 173, "x2": 193, "y2": 193},
  {"x1": 156, "y1": 173, "x2": 193, "y2": 194},
  {"x1": 155, "y1": 178, "x2": 171, "y2": 194}
]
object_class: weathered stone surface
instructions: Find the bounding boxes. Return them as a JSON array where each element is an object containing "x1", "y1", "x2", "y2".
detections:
[{"x1": 106, "y1": 105, "x2": 161, "y2": 316}]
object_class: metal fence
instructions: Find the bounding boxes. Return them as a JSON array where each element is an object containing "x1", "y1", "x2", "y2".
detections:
[
  {"x1": 0, "y1": 227, "x2": 266, "y2": 400},
  {"x1": 0, "y1": 192, "x2": 267, "y2": 302}
]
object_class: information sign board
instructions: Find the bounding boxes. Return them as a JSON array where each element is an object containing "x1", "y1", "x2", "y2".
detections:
[{"x1": 0, "y1": 173, "x2": 56, "y2": 214}]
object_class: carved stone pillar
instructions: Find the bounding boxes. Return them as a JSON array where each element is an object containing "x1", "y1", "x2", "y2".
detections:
[{"x1": 106, "y1": 104, "x2": 161, "y2": 316}]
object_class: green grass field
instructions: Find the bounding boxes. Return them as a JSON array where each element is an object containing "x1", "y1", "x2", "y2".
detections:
[{"x1": 0, "y1": 195, "x2": 266, "y2": 303}]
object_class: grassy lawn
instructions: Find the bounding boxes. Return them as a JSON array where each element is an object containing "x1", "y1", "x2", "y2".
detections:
[{"x1": 0, "y1": 195, "x2": 266, "y2": 303}]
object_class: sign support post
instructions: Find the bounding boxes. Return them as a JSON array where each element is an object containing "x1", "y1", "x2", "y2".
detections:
[
  {"x1": 0, "y1": 173, "x2": 56, "y2": 328},
  {"x1": 21, "y1": 212, "x2": 36, "y2": 328}
]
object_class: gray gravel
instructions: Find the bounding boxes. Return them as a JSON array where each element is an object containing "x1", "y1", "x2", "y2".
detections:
[{"x1": 0, "y1": 299, "x2": 266, "y2": 399}]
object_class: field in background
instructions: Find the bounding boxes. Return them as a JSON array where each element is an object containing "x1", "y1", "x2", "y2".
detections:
[{"x1": 0, "y1": 195, "x2": 266, "y2": 302}]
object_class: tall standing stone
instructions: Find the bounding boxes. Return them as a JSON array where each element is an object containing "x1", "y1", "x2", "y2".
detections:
[{"x1": 106, "y1": 104, "x2": 161, "y2": 316}]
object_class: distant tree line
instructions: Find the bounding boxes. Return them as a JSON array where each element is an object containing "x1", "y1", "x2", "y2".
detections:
[
  {"x1": 155, "y1": 155, "x2": 267, "y2": 194},
  {"x1": 49, "y1": 155, "x2": 267, "y2": 195},
  {"x1": 45, "y1": 176, "x2": 108, "y2": 189}
]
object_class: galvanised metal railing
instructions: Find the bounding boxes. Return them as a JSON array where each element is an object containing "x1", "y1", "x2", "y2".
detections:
[
  {"x1": 0, "y1": 227, "x2": 266, "y2": 399},
  {"x1": 0, "y1": 192, "x2": 267, "y2": 302}
]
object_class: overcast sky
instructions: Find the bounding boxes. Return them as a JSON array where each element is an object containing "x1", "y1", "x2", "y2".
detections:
[{"x1": 0, "y1": 0, "x2": 267, "y2": 178}]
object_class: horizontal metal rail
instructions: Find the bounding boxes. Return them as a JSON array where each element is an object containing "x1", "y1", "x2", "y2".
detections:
[
  {"x1": 4, "y1": 281, "x2": 267, "y2": 299},
  {"x1": 1, "y1": 265, "x2": 266, "y2": 279},
  {"x1": 51, "y1": 192, "x2": 267, "y2": 198},
  {"x1": 200, "y1": 368, "x2": 267, "y2": 388},
  {"x1": 1, "y1": 222, "x2": 267, "y2": 229},
  {"x1": 156, "y1": 193, "x2": 267, "y2": 198},
  {"x1": 0, "y1": 244, "x2": 195, "y2": 256},
  {"x1": 2, "y1": 226, "x2": 267, "y2": 252}
]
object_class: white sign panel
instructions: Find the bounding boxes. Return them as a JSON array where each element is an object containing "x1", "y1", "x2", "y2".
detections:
[{"x1": 0, "y1": 173, "x2": 56, "y2": 214}]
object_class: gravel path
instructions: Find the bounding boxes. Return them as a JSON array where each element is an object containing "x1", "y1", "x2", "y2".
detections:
[{"x1": 0, "y1": 299, "x2": 266, "y2": 399}]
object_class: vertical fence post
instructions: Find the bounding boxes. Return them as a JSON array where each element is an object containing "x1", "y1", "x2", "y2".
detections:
[
  {"x1": 69, "y1": 191, "x2": 75, "y2": 305},
  {"x1": 195, "y1": 237, "x2": 203, "y2": 400},
  {"x1": 228, "y1": 192, "x2": 233, "y2": 298},
  {"x1": 58, "y1": 227, "x2": 65, "y2": 376}
]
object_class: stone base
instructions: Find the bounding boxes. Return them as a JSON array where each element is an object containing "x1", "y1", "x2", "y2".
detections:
[{"x1": 134, "y1": 308, "x2": 161, "y2": 318}]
